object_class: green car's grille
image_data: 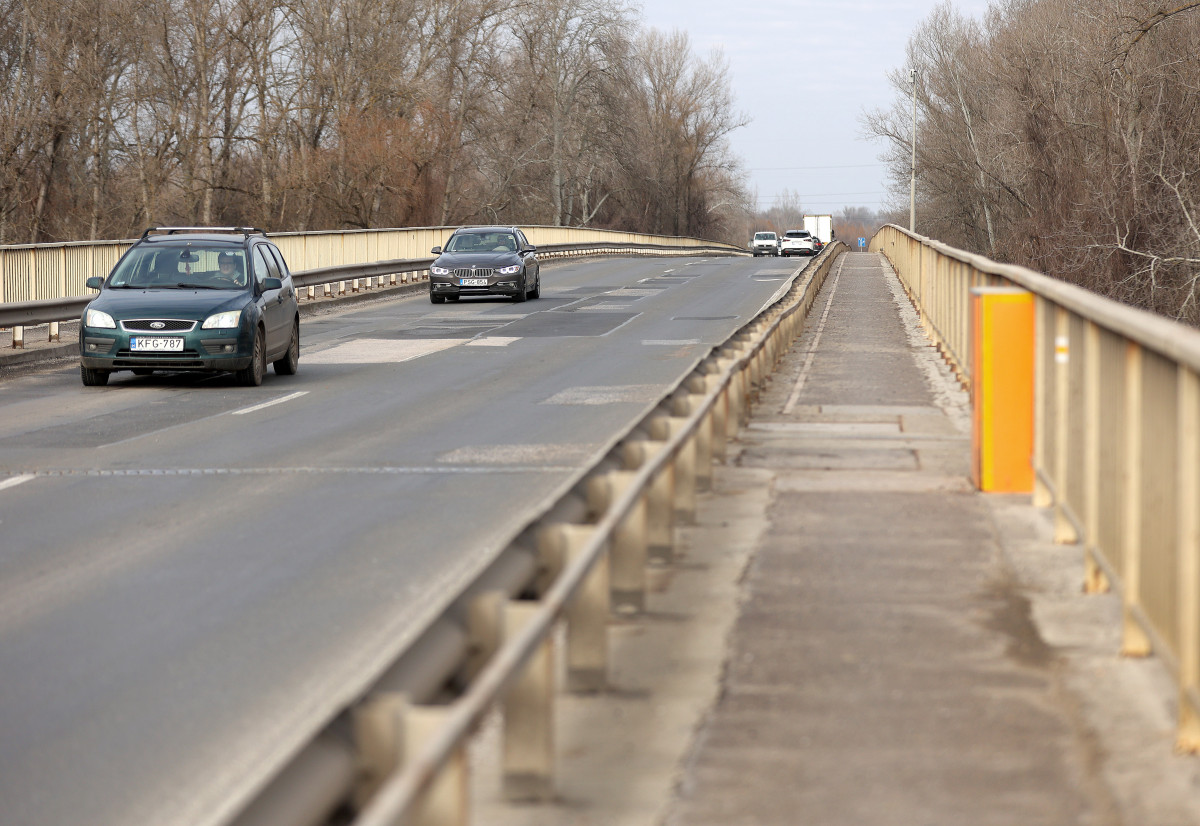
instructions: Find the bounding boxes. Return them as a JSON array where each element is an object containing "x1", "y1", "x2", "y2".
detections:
[{"x1": 121, "y1": 319, "x2": 197, "y2": 332}]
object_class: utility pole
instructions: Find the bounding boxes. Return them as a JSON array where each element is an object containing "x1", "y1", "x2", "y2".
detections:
[{"x1": 909, "y1": 68, "x2": 917, "y2": 233}]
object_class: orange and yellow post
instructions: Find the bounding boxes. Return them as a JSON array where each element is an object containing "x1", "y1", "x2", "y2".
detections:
[{"x1": 971, "y1": 287, "x2": 1034, "y2": 492}]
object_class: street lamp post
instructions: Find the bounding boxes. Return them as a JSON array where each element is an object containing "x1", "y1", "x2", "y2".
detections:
[{"x1": 909, "y1": 68, "x2": 917, "y2": 233}]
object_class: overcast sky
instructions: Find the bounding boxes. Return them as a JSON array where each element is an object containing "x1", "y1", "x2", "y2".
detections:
[{"x1": 635, "y1": 0, "x2": 994, "y2": 217}]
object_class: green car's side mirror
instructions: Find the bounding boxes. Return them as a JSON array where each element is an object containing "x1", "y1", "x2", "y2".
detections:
[
  {"x1": 431, "y1": 246, "x2": 442, "y2": 255},
  {"x1": 85, "y1": 276, "x2": 103, "y2": 290}
]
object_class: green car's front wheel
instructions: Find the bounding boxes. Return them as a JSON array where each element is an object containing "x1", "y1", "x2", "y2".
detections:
[
  {"x1": 80, "y1": 365, "x2": 110, "y2": 386},
  {"x1": 236, "y1": 327, "x2": 266, "y2": 386}
]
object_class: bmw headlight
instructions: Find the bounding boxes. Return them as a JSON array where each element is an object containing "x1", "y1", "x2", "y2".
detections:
[
  {"x1": 202, "y1": 310, "x2": 242, "y2": 329},
  {"x1": 430, "y1": 266, "x2": 451, "y2": 275},
  {"x1": 84, "y1": 308, "x2": 116, "y2": 329},
  {"x1": 497, "y1": 264, "x2": 521, "y2": 274}
]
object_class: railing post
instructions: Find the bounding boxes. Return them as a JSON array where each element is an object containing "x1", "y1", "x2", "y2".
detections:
[
  {"x1": 1052, "y1": 307, "x2": 1077, "y2": 543},
  {"x1": 1121, "y1": 343, "x2": 1151, "y2": 657},
  {"x1": 1082, "y1": 321, "x2": 1108, "y2": 594},
  {"x1": 502, "y1": 600, "x2": 555, "y2": 801}
]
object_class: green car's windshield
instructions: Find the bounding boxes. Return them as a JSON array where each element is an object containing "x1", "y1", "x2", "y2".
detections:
[
  {"x1": 108, "y1": 246, "x2": 249, "y2": 289},
  {"x1": 445, "y1": 232, "x2": 518, "y2": 253}
]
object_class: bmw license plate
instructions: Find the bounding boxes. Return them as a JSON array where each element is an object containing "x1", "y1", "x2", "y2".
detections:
[
  {"x1": 130, "y1": 337, "x2": 184, "y2": 352},
  {"x1": 460, "y1": 278, "x2": 488, "y2": 287}
]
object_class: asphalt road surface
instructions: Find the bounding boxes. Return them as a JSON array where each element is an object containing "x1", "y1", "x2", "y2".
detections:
[{"x1": 0, "y1": 253, "x2": 803, "y2": 826}]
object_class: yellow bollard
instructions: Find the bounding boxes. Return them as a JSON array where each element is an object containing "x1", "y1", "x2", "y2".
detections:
[{"x1": 970, "y1": 287, "x2": 1034, "y2": 492}]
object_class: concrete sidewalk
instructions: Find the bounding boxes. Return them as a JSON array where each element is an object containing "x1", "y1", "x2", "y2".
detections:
[{"x1": 475, "y1": 252, "x2": 1200, "y2": 826}]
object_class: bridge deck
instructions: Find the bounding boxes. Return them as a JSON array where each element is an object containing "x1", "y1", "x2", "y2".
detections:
[{"x1": 478, "y1": 251, "x2": 1200, "y2": 826}]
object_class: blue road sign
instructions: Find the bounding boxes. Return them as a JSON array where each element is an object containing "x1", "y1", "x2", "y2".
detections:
[{"x1": 858, "y1": 237, "x2": 867, "y2": 248}]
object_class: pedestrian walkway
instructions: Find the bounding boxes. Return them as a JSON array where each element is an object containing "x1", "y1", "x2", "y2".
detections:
[{"x1": 476, "y1": 251, "x2": 1200, "y2": 826}]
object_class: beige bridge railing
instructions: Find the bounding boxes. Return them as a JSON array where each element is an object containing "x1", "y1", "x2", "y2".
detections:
[
  {"x1": 872, "y1": 224, "x2": 1200, "y2": 752},
  {"x1": 0, "y1": 226, "x2": 735, "y2": 304}
]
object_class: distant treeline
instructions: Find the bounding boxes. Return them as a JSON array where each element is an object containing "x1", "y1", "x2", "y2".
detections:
[
  {"x1": 867, "y1": 0, "x2": 1200, "y2": 324},
  {"x1": 0, "y1": 0, "x2": 750, "y2": 244}
]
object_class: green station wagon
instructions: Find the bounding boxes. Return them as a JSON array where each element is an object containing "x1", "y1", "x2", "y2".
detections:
[{"x1": 79, "y1": 227, "x2": 300, "y2": 387}]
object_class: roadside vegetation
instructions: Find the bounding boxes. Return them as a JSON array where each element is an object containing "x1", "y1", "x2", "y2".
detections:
[
  {"x1": 0, "y1": 0, "x2": 749, "y2": 244},
  {"x1": 866, "y1": 0, "x2": 1200, "y2": 324}
]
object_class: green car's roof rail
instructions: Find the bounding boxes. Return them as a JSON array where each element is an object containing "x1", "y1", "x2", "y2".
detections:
[{"x1": 140, "y1": 226, "x2": 268, "y2": 239}]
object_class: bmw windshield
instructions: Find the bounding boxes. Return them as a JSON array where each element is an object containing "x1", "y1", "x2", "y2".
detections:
[{"x1": 443, "y1": 232, "x2": 519, "y2": 253}]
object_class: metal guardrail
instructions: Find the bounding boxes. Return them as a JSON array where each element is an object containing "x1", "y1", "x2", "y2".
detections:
[
  {"x1": 872, "y1": 224, "x2": 1200, "y2": 752},
  {"x1": 215, "y1": 243, "x2": 845, "y2": 826}
]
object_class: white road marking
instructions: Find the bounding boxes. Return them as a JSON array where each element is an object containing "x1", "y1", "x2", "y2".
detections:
[
  {"x1": 782, "y1": 255, "x2": 846, "y2": 415},
  {"x1": 437, "y1": 444, "x2": 599, "y2": 465},
  {"x1": 232, "y1": 391, "x2": 309, "y2": 416},
  {"x1": 542, "y1": 385, "x2": 663, "y2": 405},
  {"x1": 0, "y1": 475, "x2": 34, "y2": 492},
  {"x1": 304, "y1": 338, "x2": 464, "y2": 364},
  {"x1": 643, "y1": 339, "x2": 700, "y2": 346},
  {"x1": 466, "y1": 337, "x2": 520, "y2": 347}
]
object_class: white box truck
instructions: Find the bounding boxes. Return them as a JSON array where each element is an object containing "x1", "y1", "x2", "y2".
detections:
[{"x1": 803, "y1": 215, "x2": 834, "y2": 245}]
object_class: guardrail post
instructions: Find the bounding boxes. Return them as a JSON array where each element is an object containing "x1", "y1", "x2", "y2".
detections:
[
  {"x1": 562, "y1": 524, "x2": 609, "y2": 692},
  {"x1": 623, "y1": 438, "x2": 674, "y2": 563},
  {"x1": 650, "y1": 414, "x2": 695, "y2": 526},
  {"x1": 709, "y1": 372, "x2": 729, "y2": 464},
  {"x1": 1177, "y1": 366, "x2": 1200, "y2": 753},
  {"x1": 678, "y1": 383, "x2": 713, "y2": 492},
  {"x1": 465, "y1": 590, "x2": 505, "y2": 683},
  {"x1": 592, "y1": 470, "x2": 647, "y2": 614},
  {"x1": 12, "y1": 325, "x2": 23, "y2": 349},
  {"x1": 503, "y1": 600, "x2": 555, "y2": 801},
  {"x1": 49, "y1": 321, "x2": 59, "y2": 342},
  {"x1": 353, "y1": 695, "x2": 468, "y2": 826},
  {"x1": 404, "y1": 705, "x2": 468, "y2": 826},
  {"x1": 353, "y1": 692, "x2": 405, "y2": 808}
]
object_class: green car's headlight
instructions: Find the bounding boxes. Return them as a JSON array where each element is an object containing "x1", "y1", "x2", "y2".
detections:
[
  {"x1": 85, "y1": 308, "x2": 116, "y2": 329},
  {"x1": 202, "y1": 310, "x2": 242, "y2": 329}
]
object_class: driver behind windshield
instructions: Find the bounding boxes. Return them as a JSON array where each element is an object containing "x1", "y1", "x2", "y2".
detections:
[{"x1": 216, "y1": 251, "x2": 245, "y2": 286}]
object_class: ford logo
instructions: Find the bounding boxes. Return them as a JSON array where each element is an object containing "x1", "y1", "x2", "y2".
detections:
[{"x1": 150, "y1": 321, "x2": 166, "y2": 329}]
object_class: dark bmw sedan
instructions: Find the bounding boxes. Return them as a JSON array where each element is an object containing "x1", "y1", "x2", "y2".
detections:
[
  {"x1": 428, "y1": 226, "x2": 540, "y2": 303},
  {"x1": 79, "y1": 227, "x2": 300, "y2": 387}
]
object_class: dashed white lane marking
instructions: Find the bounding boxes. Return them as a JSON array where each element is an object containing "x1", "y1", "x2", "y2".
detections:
[
  {"x1": 232, "y1": 391, "x2": 309, "y2": 416},
  {"x1": 643, "y1": 339, "x2": 700, "y2": 346},
  {"x1": 542, "y1": 385, "x2": 664, "y2": 405},
  {"x1": 304, "y1": 338, "x2": 463, "y2": 364},
  {"x1": 467, "y1": 337, "x2": 520, "y2": 347},
  {"x1": 0, "y1": 475, "x2": 34, "y2": 492},
  {"x1": 437, "y1": 444, "x2": 600, "y2": 465},
  {"x1": 782, "y1": 255, "x2": 846, "y2": 415}
]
